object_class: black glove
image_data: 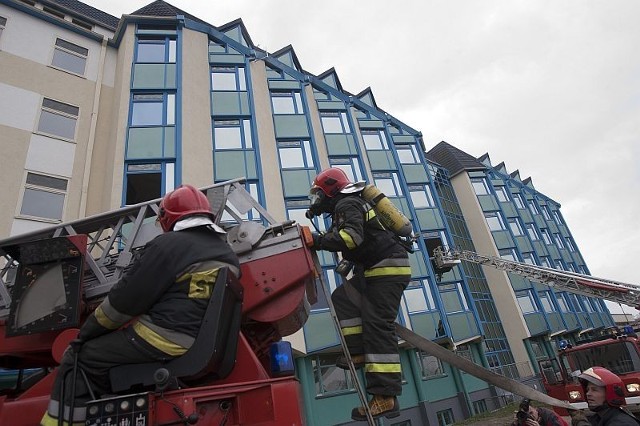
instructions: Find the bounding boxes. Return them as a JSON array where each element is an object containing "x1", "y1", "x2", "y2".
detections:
[{"x1": 311, "y1": 232, "x2": 323, "y2": 250}]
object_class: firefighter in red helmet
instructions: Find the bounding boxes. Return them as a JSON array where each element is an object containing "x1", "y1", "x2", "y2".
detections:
[
  {"x1": 307, "y1": 168, "x2": 411, "y2": 421},
  {"x1": 569, "y1": 367, "x2": 640, "y2": 425},
  {"x1": 41, "y1": 185, "x2": 240, "y2": 426}
]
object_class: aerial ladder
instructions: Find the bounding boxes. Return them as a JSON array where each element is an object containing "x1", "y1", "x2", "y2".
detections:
[{"x1": 433, "y1": 246, "x2": 640, "y2": 308}]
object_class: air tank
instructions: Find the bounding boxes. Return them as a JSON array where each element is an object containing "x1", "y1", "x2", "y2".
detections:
[{"x1": 361, "y1": 185, "x2": 413, "y2": 237}]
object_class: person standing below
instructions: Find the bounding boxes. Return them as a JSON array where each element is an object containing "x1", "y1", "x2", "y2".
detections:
[
  {"x1": 569, "y1": 367, "x2": 640, "y2": 426},
  {"x1": 511, "y1": 401, "x2": 568, "y2": 426},
  {"x1": 41, "y1": 185, "x2": 240, "y2": 426},
  {"x1": 307, "y1": 168, "x2": 411, "y2": 421}
]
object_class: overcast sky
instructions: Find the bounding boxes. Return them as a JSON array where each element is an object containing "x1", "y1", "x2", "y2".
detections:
[{"x1": 90, "y1": 0, "x2": 639, "y2": 314}]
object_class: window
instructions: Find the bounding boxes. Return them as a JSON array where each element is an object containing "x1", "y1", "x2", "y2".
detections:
[
  {"x1": 436, "y1": 409, "x2": 454, "y2": 426},
  {"x1": 553, "y1": 233, "x2": 565, "y2": 249},
  {"x1": 484, "y1": 212, "x2": 506, "y2": 231},
  {"x1": 565, "y1": 237, "x2": 576, "y2": 252},
  {"x1": 403, "y1": 280, "x2": 436, "y2": 313},
  {"x1": 512, "y1": 193, "x2": 525, "y2": 209},
  {"x1": 311, "y1": 355, "x2": 354, "y2": 396},
  {"x1": 525, "y1": 223, "x2": 540, "y2": 240},
  {"x1": 541, "y1": 205, "x2": 552, "y2": 220},
  {"x1": 43, "y1": 6, "x2": 65, "y2": 19},
  {"x1": 131, "y1": 93, "x2": 175, "y2": 126},
  {"x1": 527, "y1": 199, "x2": 541, "y2": 215},
  {"x1": 473, "y1": 399, "x2": 488, "y2": 415},
  {"x1": 213, "y1": 120, "x2": 252, "y2": 150},
  {"x1": 495, "y1": 186, "x2": 509, "y2": 202},
  {"x1": 540, "y1": 228, "x2": 552, "y2": 245},
  {"x1": 329, "y1": 158, "x2": 364, "y2": 182},
  {"x1": 37, "y1": 98, "x2": 79, "y2": 140},
  {"x1": 499, "y1": 248, "x2": 517, "y2": 261},
  {"x1": 396, "y1": 145, "x2": 420, "y2": 164},
  {"x1": 71, "y1": 18, "x2": 93, "y2": 31},
  {"x1": 552, "y1": 210, "x2": 564, "y2": 225},
  {"x1": 539, "y1": 292, "x2": 555, "y2": 313},
  {"x1": 521, "y1": 252, "x2": 535, "y2": 265},
  {"x1": 271, "y1": 91, "x2": 304, "y2": 114},
  {"x1": 439, "y1": 283, "x2": 469, "y2": 313},
  {"x1": 20, "y1": 172, "x2": 67, "y2": 220},
  {"x1": 0, "y1": 16, "x2": 6, "y2": 39},
  {"x1": 278, "y1": 141, "x2": 314, "y2": 169},
  {"x1": 51, "y1": 38, "x2": 88, "y2": 75},
  {"x1": 508, "y1": 218, "x2": 524, "y2": 236},
  {"x1": 211, "y1": 66, "x2": 246, "y2": 91},
  {"x1": 373, "y1": 172, "x2": 403, "y2": 197},
  {"x1": 539, "y1": 256, "x2": 552, "y2": 268},
  {"x1": 417, "y1": 350, "x2": 444, "y2": 378},
  {"x1": 136, "y1": 38, "x2": 176, "y2": 63},
  {"x1": 125, "y1": 163, "x2": 167, "y2": 205},
  {"x1": 471, "y1": 178, "x2": 489, "y2": 195},
  {"x1": 516, "y1": 291, "x2": 536, "y2": 314},
  {"x1": 556, "y1": 294, "x2": 568, "y2": 313},
  {"x1": 321, "y1": 112, "x2": 350, "y2": 134},
  {"x1": 361, "y1": 130, "x2": 389, "y2": 150},
  {"x1": 408, "y1": 184, "x2": 435, "y2": 208}
]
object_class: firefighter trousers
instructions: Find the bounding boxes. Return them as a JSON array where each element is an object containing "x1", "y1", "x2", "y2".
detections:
[
  {"x1": 41, "y1": 327, "x2": 172, "y2": 425},
  {"x1": 331, "y1": 273, "x2": 409, "y2": 396}
]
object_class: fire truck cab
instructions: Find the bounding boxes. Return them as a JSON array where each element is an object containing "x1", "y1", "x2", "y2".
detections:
[{"x1": 540, "y1": 328, "x2": 640, "y2": 415}]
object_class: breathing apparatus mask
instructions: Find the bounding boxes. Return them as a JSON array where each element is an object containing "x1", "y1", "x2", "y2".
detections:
[{"x1": 306, "y1": 187, "x2": 332, "y2": 218}]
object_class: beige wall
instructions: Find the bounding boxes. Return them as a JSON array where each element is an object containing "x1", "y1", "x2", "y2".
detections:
[
  {"x1": 250, "y1": 59, "x2": 286, "y2": 221},
  {"x1": 180, "y1": 29, "x2": 214, "y2": 188},
  {"x1": 451, "y1": 172, "x2": 532, "y2": 368}
]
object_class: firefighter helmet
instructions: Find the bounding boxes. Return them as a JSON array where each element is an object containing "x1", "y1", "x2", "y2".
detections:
[
  {"x1": 157, "y1": 185, "x2": 214, "y2": 232},
  {"x1": 311, "y1": 168, "x2": 352, "y2": 198},
  {"x1": 578, "y1": 366, "x2": 626, "y2": 407}
]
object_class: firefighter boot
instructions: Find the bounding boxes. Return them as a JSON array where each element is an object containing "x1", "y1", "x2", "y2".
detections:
[
  {"x1": 335, "y1": 354, "x2": 365, "y2": 370},
  {"x1": 351, "y1": 395, "x2": 400, "y2": 421}
]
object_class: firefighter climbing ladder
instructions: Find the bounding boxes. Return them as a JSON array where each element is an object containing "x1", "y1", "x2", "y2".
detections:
[{"x1": 433, "y1": 246, "x2": 640, "y2": 307}]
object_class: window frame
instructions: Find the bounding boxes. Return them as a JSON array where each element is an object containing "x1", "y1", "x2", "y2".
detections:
[
  {"x1": 211, "y1": 66, "x2": 246, "y2": 92},
  {"x1": 36, "y1": 97, "x2": 79, "y2": 141},
  {"x1": 417, "y1": 350, "x2": 445, "y2": 379},
  {"x1": 135, "y1": 37, "x2": 176, "y2": 63},
  {"x1": 471, "y1": 178, "x2": 490, "y2": 195},
  {"x1": 320, "y1": 111, "x2": 351, "y2": 134},
  {"x1": 50, "y1": 37, "x2": 88, "y2": 76},
  {"x1": 0, "y1": 15, "x2": 7, "y2": 39},
  {"x1": 361, "y1": 130, "x2": 389, "y2": 150},
  {"x1": 270, "y1": 91, "x2": 304, "y2": 115},
  {"x1": 18, "y1": 171, "x2": 68, "y2": 222},
  {"x1": 408, "y1": 184, "x2": 436, "y2": 209},
  {"x1": 494, "y1": 186, "x2": 510, "y2": 202},
  {"x1": 277, "y1": 140, "x2": 315, "y2": 169},
  {"x1": 484, "y1": 212, "x2": 506, "y2": 231},
  {"x1": 516, "y1": 290, "x2": 537, "y2": 314}
]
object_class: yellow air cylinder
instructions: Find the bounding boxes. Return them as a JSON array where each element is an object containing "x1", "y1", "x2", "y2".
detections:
[{"x1": 361, "y1": 184, "x2": 413, "y2": 237}]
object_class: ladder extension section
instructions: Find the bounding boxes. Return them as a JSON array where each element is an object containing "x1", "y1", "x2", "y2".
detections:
[{"x1": 434, "y1": 247, "x2": 640, "y2": 308}]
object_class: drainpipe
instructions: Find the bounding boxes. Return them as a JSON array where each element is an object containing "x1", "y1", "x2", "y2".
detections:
[
  {"x1": 79, "y1": 35, "x2": 107, "y2": 217},
  {"x1": 451, "y1": 366, "x2": 473, "y2": 417}
]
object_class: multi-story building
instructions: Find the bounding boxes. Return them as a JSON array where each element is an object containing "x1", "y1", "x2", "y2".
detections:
[{"x1": 0, "y1": 0, "x2": 614, "y2": 424}]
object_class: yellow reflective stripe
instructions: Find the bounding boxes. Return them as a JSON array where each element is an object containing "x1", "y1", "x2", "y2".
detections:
[
  {"x1": 40, "y1": 413, "x2": 83, "y2": 426},
  {"x1": 341, "y1": 325, "x2": 362, "y2": 336},
  {"x1": 365, "y1": 363, "x2": 402, "y2": 373},
  {"x1": 339, "y1": 229, "x2": 357, "y2": 249},
  {"x1": 187, "y1": 268, "x2": 219, "y2": 299},
  {"x1": 364, "y1": 266, "x2": 412, "y2": 277},
  {"x1": 133, "y1": 322, "x2": 187, "y2": 356},
  {"x1": 365, "y1": 209, "x2": 376, "y2": 221},
  {"x1": 94, "y1": 305, "x2": 120, "y2": 330}
]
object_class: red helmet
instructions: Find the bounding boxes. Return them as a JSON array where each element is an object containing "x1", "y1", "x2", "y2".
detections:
[
  {"x1": 311, "y1": 168, "x2": 351, "y2": 198},
  {"x1": 578, "y1": 366, "x2": 626, "y2": 407},
  {"x1": 157, "y1": 185, "x2": 214, "y2": 232}
]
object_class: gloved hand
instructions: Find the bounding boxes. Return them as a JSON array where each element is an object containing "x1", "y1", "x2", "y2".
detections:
[
  {"x1": 568, "y1": 409, "x2": 588, "y2": 425},
  {"x1": 311, "y1": 232, "x2": 323, "y2": 250}
]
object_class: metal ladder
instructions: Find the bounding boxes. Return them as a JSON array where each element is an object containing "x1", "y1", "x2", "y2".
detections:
[{"x1": 315, "y1": 263, "x2": 376, "y2": 426}]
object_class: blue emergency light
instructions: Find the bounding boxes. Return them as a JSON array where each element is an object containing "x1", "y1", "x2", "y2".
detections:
[
  {"x1": 623, "y1": 325, "x2": 635, "y2": 335},
  {"x1": 270, "y1": 341, "x2": 295, "y2": 377},
  {"x1": 558, "y1": 339, "x2": 569, "y2": 350}
]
